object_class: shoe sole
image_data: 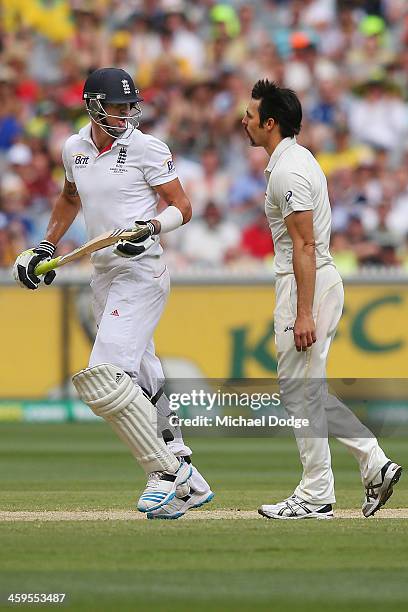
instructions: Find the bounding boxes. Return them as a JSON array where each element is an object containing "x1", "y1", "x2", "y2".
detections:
[
  {"x1": 146, "y1": 491, "x2": 215, "y2": 520},
  {"x1": 258, "y1": 508, "x2": 333, "y2": 520},
  {"x1": 363, "y1": 465, "x2": 403, "y2": 518},
  {"x1": 137, "y1": 465, "x2": 193, "y2": 513}
]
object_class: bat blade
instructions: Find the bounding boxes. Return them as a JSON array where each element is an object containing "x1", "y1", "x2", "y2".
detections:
[{"x1": 34, "y1": 227, "x2": 147, "y2": 276}]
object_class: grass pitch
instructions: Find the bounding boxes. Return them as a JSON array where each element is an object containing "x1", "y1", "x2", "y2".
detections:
[{"x1": 0, "y1": 424, "x2": 407, "y2": 611}]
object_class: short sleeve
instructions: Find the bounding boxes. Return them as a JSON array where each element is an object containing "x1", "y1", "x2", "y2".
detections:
[
  {"x1": 143, "y1": 137, "x2": 178, "y2": 187},
  {"x1": 274, "y1": 170, "x2": 313, "y2": 219},
  {"x1": 61, "y1": 139, "x2": 74, "y2": 183}
]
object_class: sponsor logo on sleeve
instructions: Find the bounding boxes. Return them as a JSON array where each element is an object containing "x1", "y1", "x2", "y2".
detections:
[
  {"x1": 285, "y1": 190, "x2": 293, "y2": 202},
  {"x1": 73, "y1": 153, "x2": 89, "y2": 166},
  {"x1": 165, "y1": 158, "x2": 175, "y2": 173}
]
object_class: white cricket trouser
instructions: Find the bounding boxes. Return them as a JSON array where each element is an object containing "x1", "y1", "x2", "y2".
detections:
[
  {"x1": 275, "y1": 264, "x2": 388, "y2": 504},
  {"x1": 88, "y1": 256, "x2": 191, "y2": 457}
]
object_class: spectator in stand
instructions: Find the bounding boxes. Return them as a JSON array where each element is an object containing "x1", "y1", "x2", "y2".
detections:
[
  {"x1": 0, "y1": 70, "x2": 23, "y2": 152},
  {"x1": 345, "y1": 215, "x2": 381, "y2": 266},
  {"x1": 317, "y1": 4, "x2": 357, "y2": 61},
  {"x1": 316, "y1": 126, "x2": 374, "y2": 177},
  {"x1": 346, "y1": 15, "x2": 395, "y2": 83},
  {"x1": 167, "y1": 80, "x2": 216, "y2": 155},
  {"x1": 6, "y1": 143, "x2": 33, "y2": 187},
  {"x1": 348, "y1": 78, "x2": 407, "y2": 153},
  {"x1": 128, "y1": 12, "x2": 162, "y2": 72},
  {"x1": 0, "y1": 172, "x2": 33, "y2": 241},
  {"x1": 6, "y1": 49, "x2": 40, "y2": 110},
  {"x1": 378, "y1": 243, "x2": 400, "y2": 267},
  {"x1": 329, "y1": 231, "x2": 358, "y2": 275},
  {"x1": 309, "y1": 79, "x2": 346, "y2": 127},
  {"x1": 22, "y1": 150, "x2": 59, "y2": 211},
  {"x1": 181, "y1": 201, "x2": 241, "y2": 266},
  {"x1": 189, "y1": 147, "x2": 232, "y2": 216},
  {"x1": 54, "y1": 56, "x2": 87, "y2": 110},
  {"x1": 283, "y1": 32, "x2": 316, "y2": 94},
  {"x1": 213, "y1": 70, "x2": 249, "y2": 138},
  {"x1": 241, "y1": 211, "x2": 274, "y2": 261},
  {"x1": 70, "y1": 8, "x2": 110, "y2": 73},
  {"x1": 229, "y1": 147, "x2": 268, "y2": 228},
  {"x1": 163, "y1": 0, "x2": 206, "y2": 77}
]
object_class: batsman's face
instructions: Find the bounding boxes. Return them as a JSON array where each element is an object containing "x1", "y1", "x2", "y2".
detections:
[
  {"x1": 104, "y1": 102, "x2": 132, "y2": 129},
  {"x1": 242, "y1": 98, "x2": 266, "y2": 147}
]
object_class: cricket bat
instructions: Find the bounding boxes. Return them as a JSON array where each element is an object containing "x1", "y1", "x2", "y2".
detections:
[{"x1": 34, "y1": 227, "x2": 149, "y2": 276}]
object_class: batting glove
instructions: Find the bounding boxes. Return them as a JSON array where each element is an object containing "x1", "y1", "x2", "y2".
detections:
[
  {"x1": 113, "y1": 221, "x2": 156, "y2": 260},
  {"x1": 13, "y1": 240, "x2": 57, "y2": 290}
]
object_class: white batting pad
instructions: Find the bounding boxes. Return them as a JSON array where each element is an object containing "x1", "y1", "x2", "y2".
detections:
[{"x1": 73, "y1": 364, "x2": 179, "y2": 474}]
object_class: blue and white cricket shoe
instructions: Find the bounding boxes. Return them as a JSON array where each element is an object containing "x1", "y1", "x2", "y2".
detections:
[
  {"x1": 146, "y1": 487, "x2": 214, "y2": 520},
  {"x1": 137, "y1": 460, "x2": 192, "y2": 513}
]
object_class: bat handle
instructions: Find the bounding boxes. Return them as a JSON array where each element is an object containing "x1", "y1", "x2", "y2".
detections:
[{"x1": 34, "y1": 256, "x2": 61, "y2": 277}]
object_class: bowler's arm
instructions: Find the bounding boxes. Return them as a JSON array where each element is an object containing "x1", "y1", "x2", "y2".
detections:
[{"x1": 285, "y1": 210, "x2": 317, "y2": 352}]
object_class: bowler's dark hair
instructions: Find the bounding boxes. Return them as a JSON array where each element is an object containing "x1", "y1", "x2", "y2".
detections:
[{"x1": 251, "y1": 79, "x2": 302, "y2": 138}]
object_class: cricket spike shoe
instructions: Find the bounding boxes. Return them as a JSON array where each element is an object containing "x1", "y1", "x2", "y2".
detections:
[
  {"x1": 137, "y1": 459, "x2": 192, "y2": 513},
  {"x1": 362, "y1": 461, "x2": 402, "y2": 518},
  {"x1": 258, "y1": 494, "x2": 334, "y2": 520},
  {"x1": 146, "y1": 487, "x2": 214, "y2": 520}
]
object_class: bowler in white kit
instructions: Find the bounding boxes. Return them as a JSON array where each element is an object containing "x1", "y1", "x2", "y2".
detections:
[
  {"x1": 242, "y1": 79, "x2": 402, "y2": 519},
  {"x1": 13, "y1": 67, "x2": 213, "y2": 519}
]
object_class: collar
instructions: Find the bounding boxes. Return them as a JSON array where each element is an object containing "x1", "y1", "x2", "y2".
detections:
[
  {"x1": 264, "y1": 137, "x2": 297, "y2": 175},
  {"x1": 78, "y1": 122, "x2": 133, "y2": 150}
]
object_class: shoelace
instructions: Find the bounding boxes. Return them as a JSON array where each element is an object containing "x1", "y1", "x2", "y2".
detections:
[
  {"x1": 146, "y1": 472, "x2": 162, "y2": 490},
  {"x1": 281, "y1": 496, "x2": 300, "y2": 513},
  {"x1": 365, "y1": 482, "x2": 380, "y2": 501},
  {"x1": 283, "y1": 495, "x2": 313, "y2": 515}
]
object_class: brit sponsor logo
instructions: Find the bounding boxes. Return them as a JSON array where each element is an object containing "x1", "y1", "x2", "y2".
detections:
[{"x1": 73, "y1": 153, "x2": 89, "y2": 165}]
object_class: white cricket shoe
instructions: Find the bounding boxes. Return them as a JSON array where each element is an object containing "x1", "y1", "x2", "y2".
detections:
[
  {"x1": 137, "y1": 460, "x2": 192, "y2": 513},
  {"x1": 362, "y1": 461, "x2": 402, "y2": 518},
  {"x1": 258, "y1": 494, "x2": 334, "y2": 520},
  {"x1": 146, "y1": 487, "x2": 214, "y2": 520}
]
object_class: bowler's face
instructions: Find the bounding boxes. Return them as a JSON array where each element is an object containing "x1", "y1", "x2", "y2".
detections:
[{"x1": 242, "y1": 98, "x2": 264, "y2": 147}]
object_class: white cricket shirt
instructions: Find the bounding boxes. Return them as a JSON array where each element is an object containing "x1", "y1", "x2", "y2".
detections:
[
  {"x1": 264, "y1": 137, "x2": 333, "y2": 275},
  {"x1": 62, "y1": 123, "x2": 178, "y2": 269}
]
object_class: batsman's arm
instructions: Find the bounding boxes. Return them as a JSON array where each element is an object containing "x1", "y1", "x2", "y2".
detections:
[
  {"x1": 285, "y1": 210, "x2": 317, "y2": 352},
  {"x1": 114, "y1": 178, "x2": 191, "y2": 259},
  {"x1": 151, "y1": 178, "x2": 192, "y2": 234},
  {"x1": 13, "y1": 178, "x2": 82, "y2": 289},
  {"x1": 45, "y1": 178, "x2": 82, "y2": 245}
]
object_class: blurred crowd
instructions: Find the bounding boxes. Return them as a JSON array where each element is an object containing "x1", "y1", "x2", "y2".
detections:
[{"x1": 1, "y1": 0, "x2": 408, "y2": 274}]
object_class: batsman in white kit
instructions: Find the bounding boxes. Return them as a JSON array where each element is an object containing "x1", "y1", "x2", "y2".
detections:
[
  {"x1": 13, "y1": 67, "x2": 213, "y2": 519},
  {"x1": 242, "y1": 80, "x2": 402, "y2": 519}
]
